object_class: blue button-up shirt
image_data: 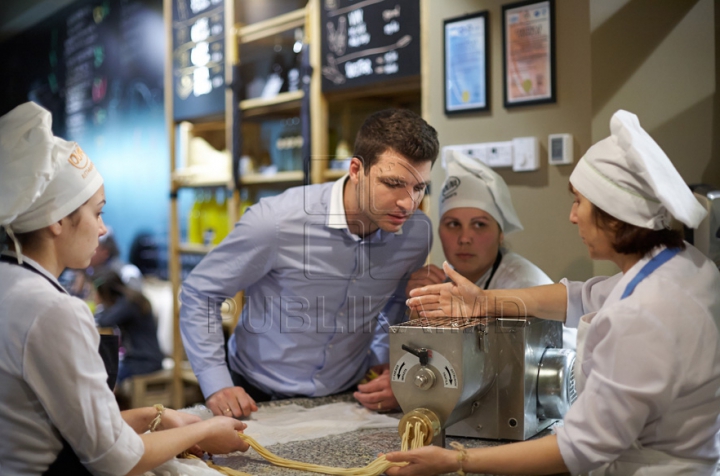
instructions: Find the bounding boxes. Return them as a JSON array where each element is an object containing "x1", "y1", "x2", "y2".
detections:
[{"x1": 180, "y1": 176, "x2": 432, "y2": 398}]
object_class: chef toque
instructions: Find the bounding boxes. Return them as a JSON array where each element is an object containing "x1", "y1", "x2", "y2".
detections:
[
  {"x1": 0, "y1": 102, "x2": 103, "y2": 263},
  {"x1": 439, "y1": 149, "x2": 524, "y2": 234},
  {"x1": 570, "y1": 110, "x2": 706, "y2": 230}
]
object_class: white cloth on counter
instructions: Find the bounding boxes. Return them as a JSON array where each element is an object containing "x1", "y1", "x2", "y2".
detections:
[
  {"x1": 556, "y1": 244, "x2": 720, "y2": 475},
  {"x1": 244, "y1": 402, "x2": 399, "y2": 447},
  {"x1": 183, "y1": 402, "x2": 399, "y2": 448}
]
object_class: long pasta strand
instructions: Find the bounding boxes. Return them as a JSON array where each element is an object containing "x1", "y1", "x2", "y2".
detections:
[
  {"x1": 234, "y1": 433, "x2": 407, "y2": 476},
  {"x1": 180, "y1": 420, "x2": 427, "y2": 476}
]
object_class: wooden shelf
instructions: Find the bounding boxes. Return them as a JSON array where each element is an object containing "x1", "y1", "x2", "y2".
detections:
[
  {"x1": 237, "y1": 8, "x2": 306, "y2": 44},
  {"x1": 172, "y1": 175, "x2": 232, "y2": 189},
  {"x1": 240, "y1": 170, "x2": 304, "y2": 185},
  {"x1": 178, "y1": 243, "x2": 215, "y2": 255},
  {"x1": 240, "y1": 90, "x2": 303, "y2": 119},
  {"x1": 183, "y1": 120, "x2": 225, "y2": 132},
  {"x1": 323, "y1": 168, "x2": 348, "y2": 181}
]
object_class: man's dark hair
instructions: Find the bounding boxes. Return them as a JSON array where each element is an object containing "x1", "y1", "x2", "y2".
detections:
[{"x1": 353, "y1": 108, "x2": 439, "y2": 173}]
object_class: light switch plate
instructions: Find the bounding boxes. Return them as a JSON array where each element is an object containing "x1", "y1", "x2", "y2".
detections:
[{"x1": 512, "y1": 136, "x2": 539, "y2": 172}]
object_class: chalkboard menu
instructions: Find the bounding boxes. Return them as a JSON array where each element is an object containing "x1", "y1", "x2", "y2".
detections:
[
  {"x1": 171, "y1": 0, "x2": 226, "y2": 121},
  {"x1": 0, "y1": 0, "x2": 166, "y2": 139},
  {"x1": 0, "y1": 0, "x2": 171, "y2": 276},
  {"x1": 321, "y1": 0, "x2": 420, "y2": 92}
]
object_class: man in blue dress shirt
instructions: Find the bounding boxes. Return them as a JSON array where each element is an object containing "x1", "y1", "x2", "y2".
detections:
[{"x1": 180, "y1": 109, "x2": 439, "y2": 416}]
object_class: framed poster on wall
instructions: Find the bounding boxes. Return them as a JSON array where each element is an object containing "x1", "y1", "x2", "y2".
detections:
[
  {"x1": 444, "y1": 11, "x2": 490, "y2": 114},
  {"x1": 502, "y1": 0, "x2": 555, "y2": 107}
]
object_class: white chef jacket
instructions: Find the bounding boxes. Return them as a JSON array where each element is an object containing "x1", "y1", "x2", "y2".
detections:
[
  {"x1": 555, "y1": 244, "x2": 720, "y2": 475},
  {"x1": 0, "y1": 252, "x2": 144, "y2": 476},
  {"x1": 475, "y1": 250, "x2": 577, "y2": 349},
  {"x1": 474, "y1": 250, "x2": 553, "y2": 290}
]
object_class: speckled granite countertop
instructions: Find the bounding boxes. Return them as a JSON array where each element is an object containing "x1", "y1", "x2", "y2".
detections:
[{"x1": 210, "y1": 393, "x2": 559, "y2": 476}]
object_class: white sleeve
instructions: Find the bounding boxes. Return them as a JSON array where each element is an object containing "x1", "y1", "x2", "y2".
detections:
[
  {"x1": 24, "y1": 296, "x2": 144, "y2": 476},
  {"x1": 560, "y1": 274, "x2": 621, "y2": 328},
  {"x1": 555, "y1": 302, "x2": 681, "y2": 474}
]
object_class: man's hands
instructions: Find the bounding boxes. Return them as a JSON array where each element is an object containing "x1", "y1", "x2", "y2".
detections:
[
  {"x1": 407, "y1": 262, "x2": 489, "y2": 319},
  {"x1": 207, "y1": 386, "x2": 258, "y2": 417},
  {"x1": 197, "y1": 417, "x2": 250, "y2": 455},
  {"x1": 354, "y1": 364, "x2": 399, "y2": 412},
  {"x1": 405, "y1": 265, "x2": 446, "y2": 297}
]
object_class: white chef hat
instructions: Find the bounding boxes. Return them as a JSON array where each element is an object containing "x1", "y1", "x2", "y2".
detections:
[
  {"x1": 439, "y1": 149, "x2": 524, "y2": 234},
  {"x1": 570, "y1": 110, "x2": 706, "y2": 230},
  {"x1": 0, "y1": 102, "x2": 103, "y2": 261}
]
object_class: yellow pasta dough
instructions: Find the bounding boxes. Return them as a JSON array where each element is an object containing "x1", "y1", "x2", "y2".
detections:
[{"x1": 182, "y1": 420, "x2": 427, "y2": 475}]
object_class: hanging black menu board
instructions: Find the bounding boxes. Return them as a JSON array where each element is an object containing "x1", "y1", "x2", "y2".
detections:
[
  {"x1": 171, "y1": 0, "x2": 225, "y2": 121},
  {"x1": 321, "y1": 0, "x2": 420, "y2": 92},
  {"x1": 0, "y1": 0, "x2": 165, "y2": 139}
]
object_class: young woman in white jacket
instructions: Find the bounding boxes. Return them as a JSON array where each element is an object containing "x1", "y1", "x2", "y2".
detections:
[{"x1": 0, "y1": 102, "x2": 249, "y2": 476}]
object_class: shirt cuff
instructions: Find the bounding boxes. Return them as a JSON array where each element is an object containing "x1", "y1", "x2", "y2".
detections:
[
  {"x1": 369, "y1": 344, "x2": 388, "y2": 368},
  {"x1": 85, "y1": 422, "x2": 144, "y2": 476},
  {"x1": 560, "y1": 278, "x2": 583, "y2": 329},
  {"x1": 196, "y1": 365, "x2": 235, "y2": 399}
]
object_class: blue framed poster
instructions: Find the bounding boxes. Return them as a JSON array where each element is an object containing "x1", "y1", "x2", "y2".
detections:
[{"x1": 444, "y1": 11, "x2": 489, "y2": 114}]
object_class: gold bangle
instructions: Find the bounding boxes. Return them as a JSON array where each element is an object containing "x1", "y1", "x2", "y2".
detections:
[
  {"x1": 449, "y1": 441, "x2": 467, "y2": 476},
  {"x1": 148, "y1": 403, "x2": 165, "y2": 432}
]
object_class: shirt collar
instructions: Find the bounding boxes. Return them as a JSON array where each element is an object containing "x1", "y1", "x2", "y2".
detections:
[
  {"x1": 326, "y1": 174, "x2": 403, "y2": 236},
  {"x1": 327, "y1": 174, "x2": 350, "y2": 229},
  {"x1": 0, "y1": 250, "x2": 68, "y2": 294},
  {"x1": 604, "y1": 245, "x2": 668, "y2": 306}
]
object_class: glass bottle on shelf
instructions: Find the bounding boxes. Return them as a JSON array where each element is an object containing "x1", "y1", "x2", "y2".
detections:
[
  {"x1": 276, "y1": 117, "x2": 302, "y2": 171},
  {"x1": 240, "y1": 188, "x2": 252, "y2": 217},
  {"x1": 188, "y1": 190, "x2": 204, "y2": 244},
  {"x1": 202, "y1": 189, "x2": 218, "y2": 247},
  {"x1": 288, "y1": 117, "x2": 303, "y2": 171},
  {"x1": 214, "y1": 189, "x2": 230, "y2": 245},
  {"x1": 261, "y1": 40, "x2": 286, "y2": 98},
  {"x1": 287, "y1": 28, "x2": 304, "y2": 93}
]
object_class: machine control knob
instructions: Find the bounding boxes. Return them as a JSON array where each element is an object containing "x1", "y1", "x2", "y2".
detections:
[
  {"x1": 414, "y1": 367, "x2": 436, "y2": 390},
  {"x1": 402, "y1": 344, "x2": 432, "y2": 366}
]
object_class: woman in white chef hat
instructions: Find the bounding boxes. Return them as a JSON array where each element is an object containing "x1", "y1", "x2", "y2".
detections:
[
  {"x1": 406, "y1": 150, "x2": 576, "y2": 347},
  {"x1": 387, "y1": 110, "x2": 720, "y2": 476},
  {"x1": 0, "y1": 102, "x2": 249, "y2": 475}
]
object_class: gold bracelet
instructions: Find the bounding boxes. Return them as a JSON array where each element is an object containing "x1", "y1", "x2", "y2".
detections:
[
  {"x1": 449, "y1": 441, "x2": 468, "y2": 476},
  {"x1": 148, "y1": 403, "x2": 165, "y2": 432}
]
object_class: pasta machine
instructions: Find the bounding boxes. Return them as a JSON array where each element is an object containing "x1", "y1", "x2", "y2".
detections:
[{"x1": 389, "y1": 316, "x2": 576, "y2": 444}]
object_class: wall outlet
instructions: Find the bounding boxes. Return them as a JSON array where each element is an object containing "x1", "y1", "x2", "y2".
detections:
[
  {"x1": 485, "y1": 141, "x2": 513, "y2": 168},
  {"x1": 512, "y1": 136, "x2": 539, "y2": 172},
  {"x1": 442, "y1": 144, "x2": 489, "y2": 167}
]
